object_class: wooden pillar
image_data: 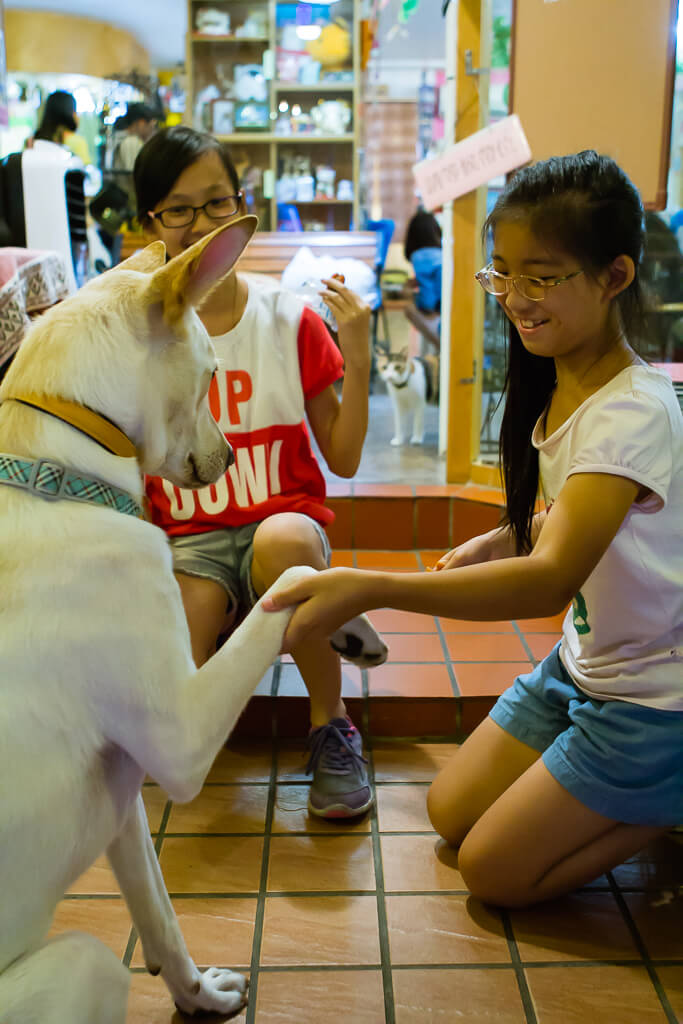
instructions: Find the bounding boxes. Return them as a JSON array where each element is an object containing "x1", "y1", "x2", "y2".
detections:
[{"x1": 445, "y1": 0, "x2": 486, "y2": 482}]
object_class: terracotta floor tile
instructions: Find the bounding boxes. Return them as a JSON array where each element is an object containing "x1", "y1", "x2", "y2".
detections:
[
  {"x1": 267, "y1": 835, "x2": 376, "y2": 892},
  {"x1": 657, "y1": 966, "x2": 683, "y2": 1020},
  {"x1": 621, "y1": 892, "x2": 683, "y2": 960},
  {"x1": 376, "y1": 783, "x2": 433, "y2": 832},
  {"x1": 158, "y1": 836, "x2": 264, "y2": 894},
  {"x1": 511, "y1": 892, "x2": 640, "y2": 962},
  {"x1": 453, "y1": 662, "x2": 530, "y2": 697},
  {"x1": 368, "y1": 663, "x2": 454, "y2": 697},
  {"x1": 438, "y1": 616, "x2": 515, "y2": 633},
  {"x1": 329, "y1": 548, "x2": 354, "y2": 567},
  {"x1": 126, "y1": 972, "x2": 187, "y2": 1023},
  {"x1": 381, "y1": 835, "x2": 464, "y2": 891},
  {"x1": 165, "y1": 785, "x2": 269, "y2": 835},
  {"x1": 368, "y1": 608, "x2": 438, "y2": 633},
  {"x1": 383, "y1": 633, "x2": 448, "y2": 663},
  {"x1": 516, "y1": 610, "x2": 569, "y2": 631},
  {"x1": 206, "y1": 742, "x2": 273, "y2": 783},
  {"x1": 611, "y1": 836, "x2": 683, "y2": 891},
  {"x1": 67, "y1": 853, "x2": 120, "y2": 895},
  {"x1": 524, "y1": 633, "x2": 562, "y2": 662},
  {"x1": 142, "y1": 785, "x2": 169, "y2": 834},
  {"x1": 525, "y1": 965, "x2": 668, "y2": 1023},
  {"x1": 272, "y1": 784, "x2": 371, "y2": 834},
  {"x1": 354, "y1": 484, "x2": 414, "y2": 497},
  {"x1": 373, "y1": 742, "x2": 459, "y2": 782},
  {"x1": 129, "y1": 897, "x2": 257, "y2": 970},
  {"x1": 276, "y1": 742, "x2": 311, "y2": 781},
  {"x1": 254, "y1": 969, "x2": 386, "y2": 1023},
  {"x1": 418, "y1": 549, "x2": 445, "y2": 569},
  {"x1": 49, "y1": 897, "x2": 131, "y2": 958},
  {"x1": 386, "y1": 893, "x2": 510, "y2": 964},
  {"x1": 260, "y1": 894, "x2": 380, "y2": 965},
  {"x1": 355, "y1": 550, "x2": 421, "y2": 570},
  {"x1": 393, "y1": 967, "x2": 525, "y2": 1022},
  {"x1": 445, "y1": 633, "x2": 531, "y2": 662}
]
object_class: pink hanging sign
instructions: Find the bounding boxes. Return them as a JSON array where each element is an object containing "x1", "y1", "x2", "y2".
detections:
[{"x1": 413, "y1": 114, "x2": 531, "y2": 211}]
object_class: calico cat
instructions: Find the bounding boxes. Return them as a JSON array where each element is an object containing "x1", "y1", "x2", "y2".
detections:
[{"x1": 376, "y1": 347, "x2": 436, "y2": 446}]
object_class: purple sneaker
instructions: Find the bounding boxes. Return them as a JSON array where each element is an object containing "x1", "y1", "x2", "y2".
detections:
[{"x1": 306, "y1": 717, "x2": 373, "y2": 819}]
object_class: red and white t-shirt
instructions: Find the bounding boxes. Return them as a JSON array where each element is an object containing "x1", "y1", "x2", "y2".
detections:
[{"x1": 146, "y1": 274, "x2": 344, "y2": 535}]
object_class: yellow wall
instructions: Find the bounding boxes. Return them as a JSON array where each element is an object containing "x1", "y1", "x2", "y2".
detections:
[{"x1": 6, "y1": 9, "x2": 149, "y2": 76}]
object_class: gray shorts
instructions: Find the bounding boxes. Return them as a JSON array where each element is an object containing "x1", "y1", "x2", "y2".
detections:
[{"x1": 170, "y1": 515, "x2": 331, "y2": 620}]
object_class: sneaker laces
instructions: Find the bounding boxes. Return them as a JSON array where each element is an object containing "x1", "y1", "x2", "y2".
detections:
[{"x1": 306, "y1": 720, "x2": 368, "y2": 776}]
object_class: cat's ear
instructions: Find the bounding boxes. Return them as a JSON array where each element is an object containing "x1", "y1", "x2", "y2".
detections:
[{"x1": 399, "y1": 346, "x2": 410, "y2": 359}]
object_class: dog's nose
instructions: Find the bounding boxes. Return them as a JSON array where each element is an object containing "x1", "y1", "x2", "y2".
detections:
[{"x1": 225, "y1": 442, "x2": 234, "y2": 469}]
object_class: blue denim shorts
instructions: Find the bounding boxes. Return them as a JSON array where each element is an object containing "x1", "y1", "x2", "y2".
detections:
[{"x1": 489, "y1": 645, "x2": 683, "y2": 827}]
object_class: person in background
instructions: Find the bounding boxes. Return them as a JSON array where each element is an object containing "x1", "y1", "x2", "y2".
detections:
[
  {"x1": 404, "y1": 209, "x2": 443, "y2": 314},
  {"x1": 265, "y1": 150, "x2": 683, "y2": 906},
  {"x1": 31, "y1": 90, "x2": 91, "y2": 164},
  {"x1": 134, "y1": 125, "x2": 375, "y2": 820},
  {"x1": 115, "y1": 103, "x2": 158, "y2": 173}
]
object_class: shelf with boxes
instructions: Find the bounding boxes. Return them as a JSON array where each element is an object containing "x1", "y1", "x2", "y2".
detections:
[{"x1": 187, "y1": 0, "x2": 360, "y2": 231}]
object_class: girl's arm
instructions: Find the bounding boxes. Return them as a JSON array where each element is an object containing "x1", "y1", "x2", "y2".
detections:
[
  {"x1": 435, "y1": 508, "x2": 548, "y2": 570},
  {"x1": 264, "y1": 472, "x2": 639, "y2": 647},
  {"x1": 305, "y1": 279, "x2": 371, "y2": 478}
]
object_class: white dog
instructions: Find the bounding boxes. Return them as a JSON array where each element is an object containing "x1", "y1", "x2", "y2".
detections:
[{"x1": 0, "y1": 219, "x2": 383, "y2": 1022}]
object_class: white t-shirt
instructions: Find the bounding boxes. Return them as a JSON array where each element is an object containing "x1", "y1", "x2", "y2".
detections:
[{"x1": 532, "y1": 364, "x2": 683, "y2": 711}]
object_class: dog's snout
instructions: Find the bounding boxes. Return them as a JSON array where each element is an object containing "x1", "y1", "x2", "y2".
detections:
[{"x1": 224, "y1": 442, "x2": 234, "y2": 470}]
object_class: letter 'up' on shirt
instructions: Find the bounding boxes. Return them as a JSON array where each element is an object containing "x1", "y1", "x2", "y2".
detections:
[
  {"x1": 532, "y1": 364, "x2": 683, "y2": 711},
  {"x1": 145, "y1": 275, "x2": 344, "y2": 533}
]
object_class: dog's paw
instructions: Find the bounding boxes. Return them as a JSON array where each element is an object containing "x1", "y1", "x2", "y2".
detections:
[
  {"x1": 173, "y1": 966, "x2": 248, "y2": 1016},
  {"x1": 330, "y1": 613, "x2": 388, "y2": 667}
]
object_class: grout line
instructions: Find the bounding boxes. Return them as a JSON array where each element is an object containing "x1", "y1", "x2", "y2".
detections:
[
  {"x1": 501, "y1": 910, "x2": 538, "y2": 1024},
  {"x1": 607, "y1": 876, "x2": 679, "y2": 1023},
  {"x1": 122, "y1": 797, "x2": 173, "y2": 968},
  {"x1": 366, "y1": 745, "x2": 396, "y2": 1024},
  {"x1": 510, "y1": 620, "x2": 539, "y2": 665},
  {"x1": 244, "y1": 742, "x2": 280, "y2": 1024},
  {"x1": 415, "y1": 549, "x2": 460, "y2": 698}
]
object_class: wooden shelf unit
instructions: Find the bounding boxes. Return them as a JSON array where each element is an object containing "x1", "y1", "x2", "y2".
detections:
[{"x1": 186, "y1": 0, "x2": 361, "y2": 232}]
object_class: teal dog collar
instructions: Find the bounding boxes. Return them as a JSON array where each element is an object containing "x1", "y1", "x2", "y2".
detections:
[{"x1": 0, "y1": 453, "x2": 143, "y2": 518}]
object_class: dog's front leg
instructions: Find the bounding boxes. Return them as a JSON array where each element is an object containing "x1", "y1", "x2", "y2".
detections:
[{"x1": 107, "y1": 794, "x2": 248, "y2": 1016}]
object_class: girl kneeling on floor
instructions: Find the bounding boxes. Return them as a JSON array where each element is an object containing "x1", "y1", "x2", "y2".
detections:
[{"x1": 265, "y1": 150, "x2": 683, "y2": 907}]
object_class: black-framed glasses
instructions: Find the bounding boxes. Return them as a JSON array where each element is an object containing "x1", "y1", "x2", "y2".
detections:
[
  {"x1": 149, "y1": 193, "x2": 243, "y2": 229},
  {"x1": 475, "y1": 265, "x2": 584, "y2": 302}
]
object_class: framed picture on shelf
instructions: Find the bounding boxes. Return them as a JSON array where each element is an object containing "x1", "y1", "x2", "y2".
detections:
[{"x1": 212, "y1": 100, "x2": 235, "y2": 135}]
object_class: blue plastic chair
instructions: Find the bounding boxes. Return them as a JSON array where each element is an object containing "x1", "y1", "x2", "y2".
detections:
[{"x1": 277, "y1": 203, "x2": 303, "y2": 232}]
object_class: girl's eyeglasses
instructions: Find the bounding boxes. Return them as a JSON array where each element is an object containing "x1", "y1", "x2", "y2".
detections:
[
  {"x1": 475, "y1": 266, "x2": 583, "y2": 302},
  {"x1": 148, "y1": 193, "x2": 243, "y2": 229}
]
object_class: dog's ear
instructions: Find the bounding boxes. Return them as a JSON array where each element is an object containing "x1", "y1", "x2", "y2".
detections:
[
  {"x1": 150, "y1": 215, "x2": 258, "y2": 325},
  {"x1": 115, "y1": 241, "x2": 167, "y2": 274}
]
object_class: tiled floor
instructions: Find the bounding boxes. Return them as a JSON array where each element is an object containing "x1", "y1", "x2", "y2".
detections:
[
  {"x1": 54, "y1": 742, "x2": 683, "y2": 1023},
  {"x1": 49, "y1": 547, "x2": 683, "y2": 1022}
]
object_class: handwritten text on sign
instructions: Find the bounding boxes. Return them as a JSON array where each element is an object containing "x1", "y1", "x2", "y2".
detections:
[{"x1": 413, "y1": 115, "x2": 532, "y2": 211}]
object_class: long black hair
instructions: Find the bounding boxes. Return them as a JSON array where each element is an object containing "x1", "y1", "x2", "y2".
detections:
[
  {"x1": 487, "y1": 150, "x2": 646, "y2": 553},
  {"x1": 35, "y1": 90, "x2": 78, "y2": 142},
  {"x1": 133, "y1": 125, "x2": 241, "y2": 225}
]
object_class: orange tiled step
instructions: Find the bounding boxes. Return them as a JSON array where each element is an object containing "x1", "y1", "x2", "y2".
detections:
[{"x1": 324, "y1": 483, "x2": 505, "y2": 550}]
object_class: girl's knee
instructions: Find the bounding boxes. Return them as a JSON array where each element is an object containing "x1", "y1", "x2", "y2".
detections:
[
  {"x1": 426, "y1": 777, "x2": 469, "y2": 846},
  {"x1": 253, "y1": 514, "x2": 326, "y2": 568}
]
